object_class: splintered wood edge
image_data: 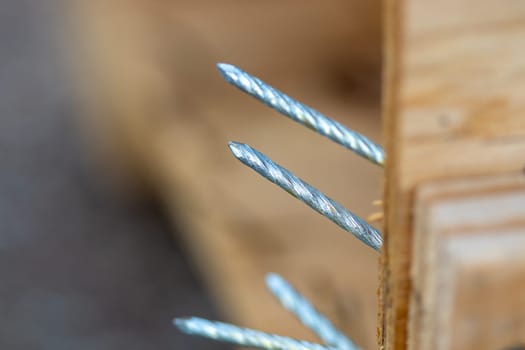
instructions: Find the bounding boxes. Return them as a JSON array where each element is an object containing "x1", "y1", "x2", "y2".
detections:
[{"x1": 380, "y1": 0, "x2": 404, "y2": 348}]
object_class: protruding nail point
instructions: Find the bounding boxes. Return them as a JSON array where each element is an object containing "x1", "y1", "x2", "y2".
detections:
[
  {"x1": 228, "y1": 141, "x2": 245, "y2": 159},
  {"x1": 217, "y1": 63, "x2": 239, "y2": 82}
]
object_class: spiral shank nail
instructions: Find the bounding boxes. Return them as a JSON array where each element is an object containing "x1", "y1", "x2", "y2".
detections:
[
  {"x1": 228, "y1": 142, "x2": 382, "y2": 251},
  {"x1": 266, "y1": 273, "x2": 359, "y2": 350},
  {"x1": 218, "y1": 63, "x2": 384, "y2": 166},
  {"x1": 174, "y1": 317, "x2": 337, "y2": 350}
]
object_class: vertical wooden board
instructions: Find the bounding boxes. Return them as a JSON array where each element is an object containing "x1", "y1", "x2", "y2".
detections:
[
  {"x1": 382, "y1": 0, "x2": 525, "y2": 348},
  {"x1": 380, "y1": 0, "x2": 403, "y2": 347}
]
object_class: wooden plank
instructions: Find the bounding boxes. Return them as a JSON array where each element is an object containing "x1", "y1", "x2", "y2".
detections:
[
  {"x1": 411, "y1": 174, "x2": 525, "y2": 350},
  {"x1": 381, "y1": 0, "x2": 525, "y2": 348}
]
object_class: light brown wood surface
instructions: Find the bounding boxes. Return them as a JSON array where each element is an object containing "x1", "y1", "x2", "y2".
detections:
[
  {"x1": 382, "y1": 0, "x2": 525, "y2": 349},
  {"x1": 412, "y1": 174, "x2": 525, "y2": 350}
]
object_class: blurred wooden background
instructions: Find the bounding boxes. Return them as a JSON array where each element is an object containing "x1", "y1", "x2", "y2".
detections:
[{"x1": 68, "y1": 1, "x2": 383, "y2": 349}]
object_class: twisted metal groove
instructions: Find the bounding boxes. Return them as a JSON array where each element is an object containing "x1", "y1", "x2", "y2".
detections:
[
  {"x1": 266, "y1": 273, "x2": 359, "y2": 350},
  {"x1": 228, "y1": 142, "x2": 382, "y2": 251},
  {"x1": 217, "y1": 63, "x2": 384, "y2": 166},
  {"x1": 174, "y1": 317, "x2": 338, "y2": 350}
]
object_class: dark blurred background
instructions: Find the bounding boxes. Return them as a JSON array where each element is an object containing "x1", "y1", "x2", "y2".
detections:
[
  {"x1": 0, "y1": 1, "x2": 382, "y2": 349},
  {"x1": 0, "y1": 1, "x2": 227, "y2": 348}
]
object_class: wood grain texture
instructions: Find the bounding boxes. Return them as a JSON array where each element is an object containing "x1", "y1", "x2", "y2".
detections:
[
  {"x1": 411, "y1": 174, "x2": 525, "y2": 350},
  {"x1": 381, "y1": 0, "x2": 525, "y2": 348}
]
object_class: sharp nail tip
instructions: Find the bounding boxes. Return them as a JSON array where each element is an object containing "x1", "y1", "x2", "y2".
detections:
[
  {"x1": 217, "y1": 62, "x2": 229, "y2": 69},
  {"x1": 266, "y1": 272, "x2": 281, "y2": 280},
  {"x1": 217, "y1": 62, "x2": 237, "y2": 76},
  {"x1": 265, "y1": 272, "x2": 279, "y2": 284},
  {"x1": 173, "y1": 318, "x2": 186, "y2": 328},
  {"x1": 228, "y1": 141, "x2": 245, "y2": 158}
]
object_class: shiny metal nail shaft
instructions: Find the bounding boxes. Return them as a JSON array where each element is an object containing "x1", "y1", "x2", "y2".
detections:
[
  {"x1": 228, "y1": 142, "x2": 382, "y2": 251},
  {"x1": 266, "y1": 273, "x2": 359, "y2": 350},
  {"x1": 174, "y1": 317, "x2": 337, "y2": 350},
  {"x1": 218, "y1": 63, "x2": 384, "y2": 166}
]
